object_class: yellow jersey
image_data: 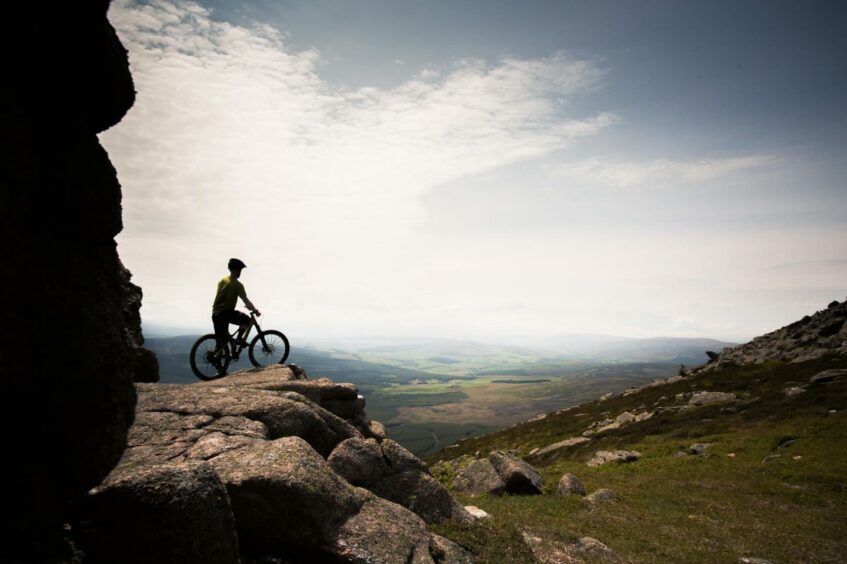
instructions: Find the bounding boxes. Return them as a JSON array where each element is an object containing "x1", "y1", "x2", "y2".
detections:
[{"x1": 212, "y1": 275, "x2": 246, "y2": 315}]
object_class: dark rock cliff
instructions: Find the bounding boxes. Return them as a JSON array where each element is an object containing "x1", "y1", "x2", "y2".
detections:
[{"x1": 0, "y1": 1, "x2": 157, "y2": 558}]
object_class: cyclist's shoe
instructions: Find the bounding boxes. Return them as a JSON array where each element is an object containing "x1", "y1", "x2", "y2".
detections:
[{"x1": 233, "y1": 338, "x2": 250, "y2": 347}]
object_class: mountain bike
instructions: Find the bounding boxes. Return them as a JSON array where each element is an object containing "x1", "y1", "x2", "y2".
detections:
[{"x1": 189, "y1": 312, "x2": 290, "y2": 380}]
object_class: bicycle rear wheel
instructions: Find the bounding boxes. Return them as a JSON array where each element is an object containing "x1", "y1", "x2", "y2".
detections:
[
  {"x1": 248, "y1": 330, "x2": 290, "y2": 367},
  {"x1": 190, "y1": 334, "x2": 230, "y2": 380}
]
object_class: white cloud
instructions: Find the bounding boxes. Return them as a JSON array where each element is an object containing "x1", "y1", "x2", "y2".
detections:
[
  {"x1": 553, "y1": 154, "x2": 780, "y2": 188},
  {"x1": 102, "y1": 0, "x2": 616, "y2": 334}
]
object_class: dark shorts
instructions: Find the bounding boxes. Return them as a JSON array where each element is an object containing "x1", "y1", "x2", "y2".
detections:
[{"x1": 212, "y1": 309, "x2": 250, "y2": 345}]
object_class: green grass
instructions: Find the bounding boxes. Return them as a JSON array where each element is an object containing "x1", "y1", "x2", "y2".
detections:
[{"x1": 426, "y1": 356, "x2": 847, "y2": 563}]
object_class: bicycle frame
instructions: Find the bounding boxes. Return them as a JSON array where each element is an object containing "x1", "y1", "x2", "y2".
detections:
[{"x1": 221, "y1": 312, "x2": 264, "y2": 357}]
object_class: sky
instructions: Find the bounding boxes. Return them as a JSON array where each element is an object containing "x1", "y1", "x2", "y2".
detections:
[{"x1": 101, "y1": 0, "x2": 847, "y2": 343}]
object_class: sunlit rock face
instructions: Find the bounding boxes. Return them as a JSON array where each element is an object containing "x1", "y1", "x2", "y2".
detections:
[{"x1": 0, "y1": 1, "x2": 157, "y2": 555}]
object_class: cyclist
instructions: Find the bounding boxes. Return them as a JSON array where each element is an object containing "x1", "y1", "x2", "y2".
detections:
[{"x1": 212, "y1": 258, "x2": 260, "y2": 357}]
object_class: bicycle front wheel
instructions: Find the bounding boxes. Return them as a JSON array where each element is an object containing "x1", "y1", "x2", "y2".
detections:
[
  {"x1": 249, "y1": 330, "x2": 290, "y2": 367},
  {"x1": 189, "y1": 334, "x2": 230, "y2": 380}
]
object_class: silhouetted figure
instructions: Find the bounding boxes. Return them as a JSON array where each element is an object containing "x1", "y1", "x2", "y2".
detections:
[{"x1": 212, "y1": 258, "x2": 260, "y2": 355}]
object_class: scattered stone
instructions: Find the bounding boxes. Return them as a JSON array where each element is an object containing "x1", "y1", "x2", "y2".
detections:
[
  {"x1": 586, "y1": 450, "x2": 641, "y2": 467},
  {"x1": 584, "y1": 488, "x2": 618, "y2": 506},
  {"x1": 557, "y1": 473, "x2": 586, "y2": 496},
  {"x1": 532, "y1": 436, "x2": 590, "y2": 458},
  {"x1": 776, "y1": 438, "x2": 797, "y2": 449},
  {"x1": 488, "y1": 451, "x2": 544, "y2": 495},
  {"x1": 706, "y1": 350, "x2": 720, "y2": 361},
  {"x1": 615, "y1": 411, "x2": 637, "y2": 424},
  {"x1": 784, "y1": 386, "x2": 806, "y2": 397},
  {"x1": 521, "y1": 532, "x2": 619, "y2": 563},
  {"x1": 793, "y1": 455, "x2": 803, "y2": 460},
  {"x1": 688, "y1": 391, "x2": 736, "y2": 406},
  {"x1": 809, "y1": 368, "x2": 847, "y2": 384},
  {"x1": 599, "y1": 392, "x2": 615, "y2": 401},
  {"x1": 635, "y1": 411, "x2": 655, "y2": 422},
  {"x1": 762, "y1": 454, "x2": 782, "y2": 464},
  {"x1": 464, "y1": 506, "x2": 492, "y2": 521},
  {"x1": 572, "y1": 537, "x2": 617, "y2": 559},
  {"x1": 595, "y1": 421, "x2": 623, "y2": 433},
  {"x1": 452, "y1": 459, "x2": 506, "y2": 496},
  {"x1": 739, "y1": 558, "x2": 773, "y2": 564},
  {"x1": 689, "y1": 443, "x2": 712, "y2": 455},
  {"x1": 727, "y1": 453, "x2": 736, "y2": 458}
]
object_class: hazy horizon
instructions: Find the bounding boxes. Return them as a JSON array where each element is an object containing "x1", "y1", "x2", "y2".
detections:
[{"x1": 104, "y1": 0, "x2": 847, "y2": 344}]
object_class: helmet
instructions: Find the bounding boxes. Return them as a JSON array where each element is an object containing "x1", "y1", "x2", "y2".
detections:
[{"x1": 228, "y1": 258, "x2": 246, "y2": 270}]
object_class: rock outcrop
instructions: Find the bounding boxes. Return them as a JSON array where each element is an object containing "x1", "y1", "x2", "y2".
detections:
[
  {"x1": 452, "y1": 451, "x2": 544, "y2": 496},
  {"x1": 82, "y1": 366, "x2": 473, "y2": 562},
  {"x1": 699, "y1": 299, "x2": 847, "y2": 370},
  {"x1": 329, "y1": 436, "x2": 472, "y2": 524},
  {"x1": 1, "y1": 1, "x2": 157, "y2": 556}
]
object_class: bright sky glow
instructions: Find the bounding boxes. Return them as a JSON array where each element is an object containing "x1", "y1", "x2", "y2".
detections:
[{"x1": 102, "y1": 0, "x2": 847, "y2": 342}]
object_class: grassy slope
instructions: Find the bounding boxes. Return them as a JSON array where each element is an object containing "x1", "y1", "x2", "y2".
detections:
[{"x1": 425, "y1": 356, "x2": 847, "y2": 563}]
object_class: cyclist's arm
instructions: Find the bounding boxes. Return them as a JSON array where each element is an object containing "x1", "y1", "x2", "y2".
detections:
[{"x1": 239, "y1": 286, "x2": 259, "y2": 314}]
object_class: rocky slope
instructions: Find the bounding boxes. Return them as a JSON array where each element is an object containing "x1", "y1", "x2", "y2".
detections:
[
  {"x1": 77, "y1": 365, "x2": 475, "y2": 563},
  {"x1": 698, "y1": 298, "x2": 846, "y2": 369},
  {"x1": 1, "y1": 1, "x2": 157, "y2": 558},
  {"x1": 425, "y1": 300, "x2": 847, "y2": 562}
]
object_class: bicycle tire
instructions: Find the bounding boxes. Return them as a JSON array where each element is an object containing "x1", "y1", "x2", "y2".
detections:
[
  {"x1": 248, "y1": 330, "x2": 290, "y2": 367},
  {"x1": 189, "y1": 334, "x2": 231, "y2": 380}
]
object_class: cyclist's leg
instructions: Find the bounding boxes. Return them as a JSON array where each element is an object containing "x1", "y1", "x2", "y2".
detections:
[
  {"x1": 212, "y1": 314, "x2": 229, "y2": 355},
  {"x1": 231, "y1": 310, "x2": 251, "y2": 343}
]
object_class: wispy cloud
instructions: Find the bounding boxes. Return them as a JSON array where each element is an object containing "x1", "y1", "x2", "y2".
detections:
[
  {"x1": 553, "y1": 154, "x2": 780, "y2": 188},
  {"x1": 104, "y1": 0, "x2": 614, "y2": 239},
  {"x1": 102, "y1": 0, "x2": 617, "y2": 331}
]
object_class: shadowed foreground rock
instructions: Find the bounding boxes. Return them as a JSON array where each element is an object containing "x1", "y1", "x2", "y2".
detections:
[
  {"x1": 86, "y1": 463, "x2": 239, "y2": 564},
  {"x1": 85, "y1": 366, "x2": 474, "y2": 562}
]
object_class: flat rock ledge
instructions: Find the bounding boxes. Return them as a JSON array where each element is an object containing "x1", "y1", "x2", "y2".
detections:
[
  {"x1": 586, "y1": 450, "x2": 641, "y2": 467},
  {"x1": 688, "y1": 391, "x2": 736, "y2": 406},
  {"x1": 82, "y1": 365, "x2": 473, "y2": 563},
  {"x1": 530, "y1": 436, "x2": 591, "y2": 460}
]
